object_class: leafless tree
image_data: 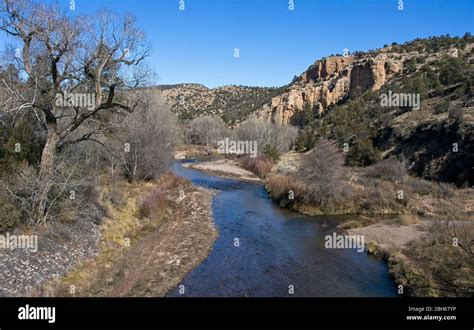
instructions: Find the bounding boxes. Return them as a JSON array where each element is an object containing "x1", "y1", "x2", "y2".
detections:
[
  {"x1": 422, "y1": 217, "x2": 474, "y2": 295},
  {"x1": 299, "y1": 138, "x2": 347, "y2": 207},
  {"x1": 120, "y1": 91, "x2": 177, "y2": 181},
  {"x1": 0, "y1": 0, "x2": 151, "y2": 223},
  {"x1": 185, "y1": 115, "x2": 226, "y2": 146},
  {"x1": 0, "y1": 157, "x2": 87, "y2": 223},
  {"x1": 234, "y1": 116, "x2": 297, "y2": 154}
]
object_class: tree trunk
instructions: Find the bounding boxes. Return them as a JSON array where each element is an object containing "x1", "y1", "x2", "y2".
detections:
[{"x1": 33, "y1": 130, "x2": 61, "y2": 224}]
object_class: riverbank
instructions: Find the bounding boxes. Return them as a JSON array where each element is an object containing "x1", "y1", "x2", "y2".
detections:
[
  {"x1": 174, "y1": 144, "x2": 217, "y2": 160},
  {"x1": 170, "y1": 160, "x2": 398, "y2": 296},
  {"x1": 174, "y1": 146, "x2": 262, "y2": 183},
  {"x1": 347, "y1": 220, "x2": 429, "y2": 296},
  {"x1": 175, "y1": 150, "x2": 473, "y2": 296},
  {"x1": 346, "y1": 217, "x2": 474, "y2": 297},
  {"x1": 183, "y1": 158, "x2": 262, "y2": 183},
  {"x1": 264, "y1": 151, "x2": 474, "y2": 297},
  {"x1": 29, "y1": 172, "x2": 217, "y2": 297}
]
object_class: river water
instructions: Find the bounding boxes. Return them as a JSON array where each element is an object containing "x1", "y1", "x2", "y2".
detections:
[{"x1": 169, "y1": 161, "x2": 398, "y2": 297}]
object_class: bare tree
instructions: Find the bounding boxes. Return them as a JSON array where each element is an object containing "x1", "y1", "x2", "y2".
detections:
[
  {"x1": 185, "y1": 115, "x2": 226, "y2": 146},
  {"x1": 0, "y1": 0, "x2": 151, "y2": 223},
  {"x1": 421, "y1": 217, "x2": 474, "y2": 295},
  {"x1": 58, "y1": 91, "x2": 177, "y2": 182},
  {"x1": 234, "y1": 116, "x2": 297, "y2": 155},
  {"x1": 0, "y1": 156, "x2": 88, "y2": 223},
  {"x1": 120, "y1": 91, "x2": 177, "y2": 181},
  {"x1": 299, "y1": 138, "x2": 347, "y2": 207}
]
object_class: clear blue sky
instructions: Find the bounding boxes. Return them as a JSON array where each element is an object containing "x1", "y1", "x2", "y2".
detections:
[{"x1": 3, "y1": 0, "x2": 474, "y2": 87}]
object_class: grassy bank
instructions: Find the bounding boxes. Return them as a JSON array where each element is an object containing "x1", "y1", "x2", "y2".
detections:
[
  {"x1": 32, "y1": 173, "x2": 218, "y2": 297},
  {"x1": 263, "y1": 149, "x2": 473, "y2": 297}
]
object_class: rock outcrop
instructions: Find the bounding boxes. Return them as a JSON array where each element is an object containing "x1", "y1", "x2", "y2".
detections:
[{"x1": 256, "y1": 53, "x2": 403, "y2": 125}]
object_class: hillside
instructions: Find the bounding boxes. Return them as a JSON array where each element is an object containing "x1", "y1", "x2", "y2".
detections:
[
  {"x1": 153, "y1": 35, "x2": 473, "y2": 186},
  {"x1": 297, "y1": 35, "x2": 474, "y2": 186},
  {"x1": 154, "y1": 84, "x2": 284, "y2": 125},
  {"x1": 254, "y1": 35, "x2": 473, "y2": 125}
]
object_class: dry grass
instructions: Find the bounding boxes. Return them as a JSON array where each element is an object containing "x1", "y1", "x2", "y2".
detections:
[
  {"x1": 366, "y1": 158, "x2": 407, "y2": 182},
  {"x1": 239, "y1": 155, "x2": 273, "y2": 178},
  {"x1": 266, "y1": 174, "x2": 304, "y2": 202},
  {"x1": 398, "y1": 212, "x2": 420, "y2": 225},
  {"x1": 137, "y1": 173, "x2": 191, "y2": 219},
  {"x1": 155, "y1": 171, "x2": 191, "y2": 190},
  {"x1": 266, "y1": 155, "x2": 471, "y2": 220},
  {"x1": 403, "y1": 219, "x2": 474, "y2": 296},
  {"x1": 41, "y1": 172, "x2": 193, "y2": 296},
  {"x1": 138, "y1": 187, "x2": 167, "y2": 219}
]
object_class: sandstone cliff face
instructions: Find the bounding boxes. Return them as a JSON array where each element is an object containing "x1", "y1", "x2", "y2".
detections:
[
  {"x1": 256, "y1": 53, "x2": 403, "y2": 125},
  {"x1": 302, "y1": 56, "x2": 355, "y2": 81}
]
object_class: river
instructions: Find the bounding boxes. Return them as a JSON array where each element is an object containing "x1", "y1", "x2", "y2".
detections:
[{"x1": 169, "y1": 161, "x2": 398, "y2": 297}]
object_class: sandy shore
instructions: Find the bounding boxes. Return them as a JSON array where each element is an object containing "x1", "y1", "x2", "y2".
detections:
[
  {"x1": 347, "y1": 221, "x2": 429, "y2": 251},
  {"x1": 184, "y1": 158, "x2": 262, "y2": 183}
]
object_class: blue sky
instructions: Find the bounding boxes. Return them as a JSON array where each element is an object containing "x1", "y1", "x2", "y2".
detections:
[{"x1": 2, "y1": 0, "x2": 474, "y2": 87}]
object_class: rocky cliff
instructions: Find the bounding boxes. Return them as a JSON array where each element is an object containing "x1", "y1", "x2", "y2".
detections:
[{"x1": 255, "y1": 50, "x2": 404, "y2": 125}]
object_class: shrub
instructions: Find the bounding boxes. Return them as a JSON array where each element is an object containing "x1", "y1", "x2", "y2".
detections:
[
  {"x1": 433, "y1": 100, "x2": 449, "y2": 114},
  {"x1": 407, "y1": 177, "x2": 433, "y2": 196},
  {"x1": 295, "y1": 127, "x2": 318, "y2": 151},
  {"x1": 360, "y1": 180, "x2": 403, "y2": 212},
  {"x1": 0, "y1": 191, "x2": 22, "y2": 232},
  {"x1": 438, "y1": 56, "x2": 465, "y2": 86},
  {"x1": 299, "y1": 139, "x2": 349, "y2": 208},
  {"x1": 406, "y1": 220, "x2": 474, "y2": 296},
  {"x1": 398, "y1": 212, "x2": 419, "y2": 225},
  {"x1": 266, "y1": 174, "x2": 305, "y2": 203},
  {"x1": 430, "y1": 182, "x2": 455, "y2": 199},
  {"x1": 415, "y1": 57, "x2": 426, "y2": 64},
  {"x1": 109, "y1": 185, "x2": 125, "y2": 206},
  {"x1": 345, "y1": 139, "x2": 380, "y2": 167},
  {"x1": 404, "y1": 58, "x2": 417, "y2": 73},
  {"x1": 0, "y1": 115, "x2": 44, "y2": 173},
  {"x1": 367, "y1": 158, "x2": 407, "y2": 182},
  {"x1": 240, "y1": 155, "x2": 273, "y2": 178},
  {"x1": 137, "y1": 173, "x2": 191, "y2": 219},
  {"x1": 263, "y1": 144, "x2": 280, "y2": 161},
  {"x1": 290, "y1": 102, "x2": 314, "y2": 128},
  {"x1": 155, "y1": 172, "x2": 191, "y2": 191},
  {"x1": 138, "y1": 187, "x2": 167, "y2": 219},
  {"x1": 402, "y1": 74, "x2": 428, "y2": 98},
  {"x1": 448, "y1": 107, "x2": 463, "y2": 123}
]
